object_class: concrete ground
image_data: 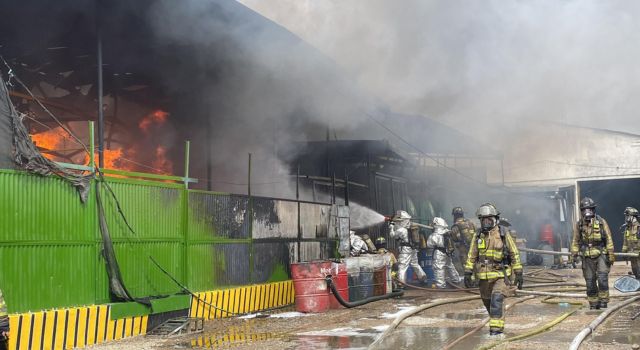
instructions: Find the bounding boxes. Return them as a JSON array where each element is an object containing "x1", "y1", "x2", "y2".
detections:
[{"x1": 88, "y1": 263, "x2": 640, "y2": 350}]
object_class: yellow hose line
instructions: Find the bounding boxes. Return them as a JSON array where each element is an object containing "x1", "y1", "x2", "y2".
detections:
[
  {"x1": 541, "y1": 296, "x2": 585, "y2": 306},
  {"x1": 479, "y1": 306, "x2": 581, "y2": 350},
  {"x1": 441, "y1": 296, "x2": 537, "y2": 350}
]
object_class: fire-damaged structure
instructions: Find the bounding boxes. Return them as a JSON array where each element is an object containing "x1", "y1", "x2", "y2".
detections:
[{"x1": 0, "y1": 1, "x2": 364, "y2": 348}]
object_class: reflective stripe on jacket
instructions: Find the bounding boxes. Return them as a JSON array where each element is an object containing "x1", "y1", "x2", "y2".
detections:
[
  {"x1": 571, "y1": 216, "x2": 614, "y2": 258},
  {"x1": 622, "y1": 221, "x2": 640, "y2": 253},
  {"x1": 452, "y1": 218, "x2": 476, "y2": 246},
  {"x1": 464, "y1": 225, "x2": 522, "y2": 279}
]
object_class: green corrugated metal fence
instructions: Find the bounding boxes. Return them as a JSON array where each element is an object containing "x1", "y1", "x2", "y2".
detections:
[{"x1": 0, "y1": 169, "x2": 338, "y2": 314}]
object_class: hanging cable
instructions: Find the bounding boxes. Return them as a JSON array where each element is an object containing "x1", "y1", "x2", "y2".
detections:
[{"x1": 1, "y1": 55, "x2": 90, "y2": 155}]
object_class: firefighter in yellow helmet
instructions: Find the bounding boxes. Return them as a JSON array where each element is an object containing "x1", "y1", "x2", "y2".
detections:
[
  {"x1": 464, "y1": 203, "x2": 523, "y2": 336},
  {"x1": 621, "y1": 207, "x2": 640, "y2": 280},
  {"x1": 571, "y1": 197, "x2": 614, "y2": 309},
  {"x1": 375, "y1": 236, "x2": 399, "y2": 291}
]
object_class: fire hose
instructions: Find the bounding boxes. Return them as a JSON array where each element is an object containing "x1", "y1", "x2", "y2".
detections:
[
  {"x1": 325, "y1": 276, "x2": 404, "y2": 308},
  {"x1": 441, "y1": 296, "x2": 536, "y2": 350},
  {"x1": 367, "y1": 295, "x2": 481, "y2": 349},
  {"x1": 479, "y1": 305, "x2": 581, "y2": 350},
  {"x1": 569, "y1": 295, "x2": 640, "y2": 350}
]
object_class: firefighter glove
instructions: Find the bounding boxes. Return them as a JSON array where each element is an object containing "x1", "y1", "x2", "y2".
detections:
[
  {"x1": 464, "y1": 272, "x2": 473, "y2": 288},
  {"x1": 515, "y1": 271, "x2": 524, "y2": 290},
  {"x1": 607, "y1": 253, "x2": 615, "y2": 266}
]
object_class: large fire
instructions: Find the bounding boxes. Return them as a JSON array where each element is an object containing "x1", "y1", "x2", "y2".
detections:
[{"x1": 29, "y1": 108, "x2": 173, "y2": 175}]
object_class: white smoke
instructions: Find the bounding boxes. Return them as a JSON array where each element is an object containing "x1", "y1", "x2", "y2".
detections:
[{"x1": 238, "y1": 0, "x2": 640, "y2": 142}]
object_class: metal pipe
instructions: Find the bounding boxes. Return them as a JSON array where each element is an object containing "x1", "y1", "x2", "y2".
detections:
[
  {"x1": 517, "y1": 290, "x2": 640, "y2": 298},
  {"x1": 96, "y1": 12, "x2": 104, "y2": 169},
  {"x1": 519, "y1": 247, "x2": 638, "y2": 258},
  {"x1": 412, "y1": 222, "x2": 434, "y2": 230},
  {"x1": 183, "y1": 140, "x2": 190, "y2": 189},
  {"x1": 89, "y1": 121, "x2": 95, "y2": 169},
  {"x1": 247, "y1": 153, "x2": 251, "y2": 197}
]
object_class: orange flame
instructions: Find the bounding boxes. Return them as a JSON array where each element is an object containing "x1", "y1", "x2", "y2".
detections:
[
  {"x1": 30, "y1": 127, "x2": 75, "y2": 161},
  {"x1": 138, "y1": 109, "x2": 169, "y2": 132}
]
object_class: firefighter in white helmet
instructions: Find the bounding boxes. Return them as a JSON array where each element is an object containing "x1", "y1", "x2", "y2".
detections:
[
  {"x1": 427, "y1": 217, "x2": 462, "y2": 288},
  {"x1": 389, "y1": 210, "x2": 427, "y2": 285}
]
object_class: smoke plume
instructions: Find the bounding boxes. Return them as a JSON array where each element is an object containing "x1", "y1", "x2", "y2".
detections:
[{"x1": 238, "y1": 0, "x2": 640, "y2": 143}]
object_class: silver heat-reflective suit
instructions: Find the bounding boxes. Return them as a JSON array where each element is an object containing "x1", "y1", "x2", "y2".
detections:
[
  {"x1": 390, "y1": 220, "x2": 426, "y2": 284},
  {"x1": 350, "y1": 231, "x2": 368, "y2": 257},
  {"x1": 427, "y1": 218, "x2": 462, "y2": 288}
]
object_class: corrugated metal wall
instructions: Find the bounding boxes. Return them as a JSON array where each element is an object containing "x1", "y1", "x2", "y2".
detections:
[{"x1": 0, "y1": 169, "x2": 345, "y2": 313}]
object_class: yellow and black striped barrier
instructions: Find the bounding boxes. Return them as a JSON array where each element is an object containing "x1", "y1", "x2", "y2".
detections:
[
  {"x1": 5, "y1": 280, "x2": 295, "y2": 350},
  {"x1": 189, "y1": 280, "x2": 295, "y2": 320},
  {"x1": 8, "y1": 305, "x2": 147, "y2": 350}
]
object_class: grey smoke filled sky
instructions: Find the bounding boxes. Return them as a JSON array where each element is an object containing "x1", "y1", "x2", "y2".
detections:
[{"x1": 237, "y1": 0, "x2": 640, "y2": 138}]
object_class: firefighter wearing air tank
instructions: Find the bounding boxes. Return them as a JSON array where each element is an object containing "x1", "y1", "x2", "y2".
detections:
[
  {"x1": 389, "y1": 210, "x2": 427, "y2": 285},
  {"x1": 427, "y1": 217, "x2": 462, "y2": 288},
  {"x1": 571, "y1": 197, "x2": 615, "y2": 309},
  {"x1": 621, "y1": 207, "x2": 640, "y2": 280},
  {"x1": 450, "y1": 206, "x2": 477, "y2": 274},
  {"x1": 464, "y1": 203, "x2": 523, "y2": 336}
]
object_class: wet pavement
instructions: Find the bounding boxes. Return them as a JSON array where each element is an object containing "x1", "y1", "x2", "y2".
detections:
[{"x1": 87, "y1": 265, "x2": 640, "y2": 350}]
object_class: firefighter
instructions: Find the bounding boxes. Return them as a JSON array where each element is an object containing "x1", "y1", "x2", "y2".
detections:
[
  {"x1": 389, "y1": 210, "x2": 427, "y2": 285},
  {"x1": 621, "y1": 207, "x2": 640, "y2": 279},
  {"x1": 375, "y1": 236, "x2": 399, "y2": 290},
  {"x1": 450, "y1": 207, "x2": 477, "y2": 275},
  {"x1": 464, "y1": 203, "x2": 523, "y2": 336},
  {"x1": 427, "y1": 217, "x2": 462, "y2": 288},
  {"x1": 349, "y1": 230, "x2": 368, "y2": 257},
  {"x1": 571, "y1": 197, "x2": 615, "y2": 309}
]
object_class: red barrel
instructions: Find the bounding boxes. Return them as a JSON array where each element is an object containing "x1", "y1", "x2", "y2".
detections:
[
  {"x1": 540, "y1": 224, "x2": 554, "y2": 245},
  {"x1": 291, "y1": 261, "x2": 332, "y2": 313},
  {"x1": 330, "y1": 262, "x2": 349, "y2": 309}
]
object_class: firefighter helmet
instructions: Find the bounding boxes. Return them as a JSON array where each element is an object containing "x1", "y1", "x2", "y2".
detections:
[
  {"x1": 432, "y1": 217, "x2": 448, "y2": 228},
  {"x1": 476, "y1": 203, "x2": 500, "y2": 218},
  {"x1": 393, "y1": 210, "x2": 412, "y2": 221},
  {"x1": 375, "y1": 236, "x2": 386, "y2": 248},
  {"x1": 579, "y1": 197, "x2": 596, "y2": 210},
  {"x1": 452, "y1": 207, "x2": 464, "y2": 217},
  {"x1": 624, "y1": 207, "x2": 639, "y2": 217}
]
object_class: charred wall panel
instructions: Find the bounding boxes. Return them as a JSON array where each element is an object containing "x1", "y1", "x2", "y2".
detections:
[
  {"x1": 251, "y1": 242, "x2": 293, "y2": 283},
  {"x1": 252, "y1": 198, "x2": 298, "y2": 239},
  {"x1": 300, "y1": 202, "x2": 331, "y2": 239},
  {"x1": 188, "y1": 192, "x2": 250, "y2": 240},
  {"x1": 212, "y1": 243, "x2": 251, "y2": 286}
]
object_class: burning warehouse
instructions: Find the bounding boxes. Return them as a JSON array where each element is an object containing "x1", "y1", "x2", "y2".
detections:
[{"x1": 1, "y1": 1, "x2": 640, "y2": 350}]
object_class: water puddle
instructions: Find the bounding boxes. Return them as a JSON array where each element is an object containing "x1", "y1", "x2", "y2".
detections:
[
  {"x1": 293, "y1": 328, "x2": 379, "y2": 350},
  {"x1": 185, "y1": 321, "x2": 281, "y2": 349},
  {"x1": 381, "y1": 326, "x2": 479, "y2": 349},
  {"x1": 440, "y1": 312, "x2": 486, "y2": 321}
]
